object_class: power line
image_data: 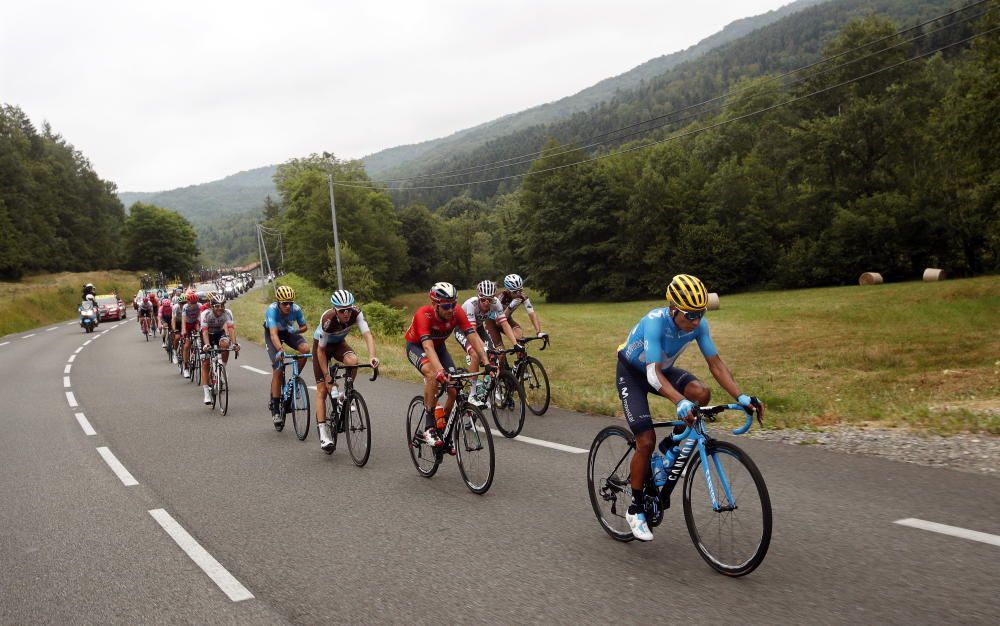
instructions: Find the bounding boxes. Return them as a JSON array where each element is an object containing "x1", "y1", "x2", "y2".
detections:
[
  {"x1": 331, "y1": 25, "x2": 998, "y2": 191},
  {"x1": 352, "y1": 0, "x2": 993, "y2": 187}
]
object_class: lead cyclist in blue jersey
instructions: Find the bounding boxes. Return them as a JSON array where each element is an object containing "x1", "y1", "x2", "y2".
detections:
[
  {"x1": 617, "y1": 274, "x2": 764, "y2": 542},
  {"x1": 264, "y1": 285, "x2": 310, "y2": 424}
]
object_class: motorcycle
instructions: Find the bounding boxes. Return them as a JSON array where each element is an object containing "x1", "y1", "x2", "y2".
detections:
[{"x1": 80, "y1": 304, "x2": 97, "y2": 333}]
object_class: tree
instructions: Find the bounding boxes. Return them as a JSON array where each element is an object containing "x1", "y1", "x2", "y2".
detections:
[{"x1": 122, "y1": 202, "x2": 200, "y2": 277}]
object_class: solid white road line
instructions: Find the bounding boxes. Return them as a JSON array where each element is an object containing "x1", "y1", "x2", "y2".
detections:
[
  {"x1": 64, "y1": 364, "x2": 72, "y2": 373},
  {"x1": 63, "y1": 376, "x2": 71, "y2": 388},
  {"x1": 68, "y1": 354, "x2": 76, "y2": 363},
  {"x1": 241, "y1": 365, "x2": 271, "y2": 376},
  {"x1": 96, "y1": 447, "x2": 138, "y2": 486},
  {"x1": 23, "y1": 334, "x2": 35, "y2": 339},
  {"x1": 66, "y1": 391, "x2": 78, "y2": 408},
  {"x1": 74, "y1": 412, "x2": 96, "y2": 436},
  {"x1": 74, "y1": 346, "x2": 84, "y2": 354},
  {"x1": 147, "y1": 509, "x2": 254, "y2": 602},
  {"x1": 895, "y1": 518, "x2": 1000, "y2": 548}
]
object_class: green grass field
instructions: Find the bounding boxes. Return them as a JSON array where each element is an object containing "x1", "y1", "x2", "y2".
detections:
[
  {"x1": 0, "y1": 271, "x2": 141, "y2": 336},
  {"x1": 233, "y1": 275, "x2": 1000, "y2": 434}
]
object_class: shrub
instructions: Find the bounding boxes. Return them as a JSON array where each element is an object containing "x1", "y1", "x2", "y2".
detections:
[{"x1": 362, "y1": 301, "x2": 407, "y2": 335}]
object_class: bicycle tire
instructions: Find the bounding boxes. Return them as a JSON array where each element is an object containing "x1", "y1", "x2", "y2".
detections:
[
  {"x1": 490, "y1": 371, "x2": 525, "y2": 438},
  {"x1": 683, "y1": 440, "x2": 772, "y2": 577},
  {"x1": 326, "y1": 392, "x2": 341, "y2": 452},
  {"x1": 405, "y1": 396, "x2": 440, "y2": 477},
  {"x1": 346, "y1": 391, "x2": 372, "y2": 467},
  {"x1": 455, "y1": 404, "x2": 494, "y2": 494},
  {"x1": 216, "y1": 361, "x2": 229, "y2": 416},
  {"x1": 519, "y1": 356, "x2": 550, "y2": 416},
  {"x1": 587, "y1": 425, "x2": 637, "y2": 542},
  {"x1": 192, "y1": 346, "x2": 202, "y2": 384},
  {"x1": 291, "y1": 376, "x2": 311, "y2": 440}
]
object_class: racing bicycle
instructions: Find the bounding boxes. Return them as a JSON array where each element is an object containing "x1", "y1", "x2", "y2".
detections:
[
  {"x1": 406, "y1": 369, "x2": 495, "y2": 494},
  {"x1": 204, "y1": 345, "x2": 238, "y2": 416},
  {"x1": 587, "y1": 404, "x2": 771, "y2": 576},
  {"x1": 274, "y1": 352, "x2": 312, "y2": 440},
  {"x1": 323, "y1": 363, "x2": 378, "y2": 466}
]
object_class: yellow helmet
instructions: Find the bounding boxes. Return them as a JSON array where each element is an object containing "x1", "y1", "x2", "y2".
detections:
[
  {"x1": 275, "y1": 285, "x2": 295, "y2": 302},
  {"x1": 666, "y1": 274, "x2": 708, "y2": 311}
]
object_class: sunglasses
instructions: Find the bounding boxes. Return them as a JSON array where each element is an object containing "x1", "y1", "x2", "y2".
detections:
[
  {"x1": 478, "y1": 297, "x2": 491, "y2": 303},
  {"x1": 437, "y1": 302, "x2": 456, "y2": 311},
  {"x1": 279, "y1": 301, "x2": 293, "y2": 307},
  {"x1": 678, "y1": 309, "x2": 706, "y2": 321},
  {"x1": 335, "y1": 307, "x2": 353, "y2": 314}
]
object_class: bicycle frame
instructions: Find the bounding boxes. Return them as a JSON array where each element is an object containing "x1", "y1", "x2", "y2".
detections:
[
  {"x1": 279, "y1": 352, "x2": 312, "y2": 401},
  {"x1": 325, "y1": 363, "x2": 378, "y2": 422}
]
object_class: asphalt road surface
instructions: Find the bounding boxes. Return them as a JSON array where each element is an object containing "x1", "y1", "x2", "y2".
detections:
[{"x1": 2, "y1": 313, "x2": 998, "y2": 625}]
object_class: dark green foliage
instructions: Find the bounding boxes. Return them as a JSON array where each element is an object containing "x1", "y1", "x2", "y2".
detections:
[
  {"x1": 0, "y1": 105, "x2": 126, "y2": 279},
  {"x1": 122, "y1": 203, "x2": 200, "y2": 277},
  {"x1": 361, "y1": 301, "x2": 407, "y2": 335}
]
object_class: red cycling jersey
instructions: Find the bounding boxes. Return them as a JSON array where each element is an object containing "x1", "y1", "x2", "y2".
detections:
[{"x1": 404, "y1": 305, "x2": 474, "y2": 345}]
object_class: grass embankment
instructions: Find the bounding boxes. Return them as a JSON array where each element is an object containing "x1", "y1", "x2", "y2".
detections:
[
  {"x1": 0, "y1": 271, "x2": 141, "y2": 336},
  {"x1": 233, "y1": 274, "x2": 1000, "y2": 434}
]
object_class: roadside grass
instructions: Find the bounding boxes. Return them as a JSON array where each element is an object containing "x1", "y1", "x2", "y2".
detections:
[
  {"x1": 231, "y1": 274, "x2": 1000, "y2": 434},
  {"x1": 0, "y1": 271, "x2": 141, "y2": 336}
]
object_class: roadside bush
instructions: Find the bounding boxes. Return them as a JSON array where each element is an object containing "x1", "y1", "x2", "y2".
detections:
[{"x1": 362, "y1": 301, "x2": 407, "y2": 335}]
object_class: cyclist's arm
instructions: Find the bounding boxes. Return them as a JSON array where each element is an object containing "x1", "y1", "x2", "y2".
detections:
[
  {"x1": 316, "y1": 339, "x2": 331, "y2": 382},
  {"x1": 468, "y1": 332, "x2": 489, "y2": 365},
  {"x1": 498, "y1": 317, "x2": 519, "y2": 347},
  {"x1": 295, "y1": 307, "x2": 308, "y2": 334},
  {"x1": 268, "y1": 326, "x2": 284, "y2": 353},
  {"x1": 527, "y1": 310, "x2": 542, "y2": 335},
  {"x1": 705, "y1": 354, "x2": 742, "y2": 400},
  {"x1": 361, "y1": 331, "x2": 377, "y2": 366},
  {"x1": 199, "y1": 310, "x2": 210, "y2": 344},
  {"x1": 420, "y1": 338, "x2": 445, "y2": 376}
]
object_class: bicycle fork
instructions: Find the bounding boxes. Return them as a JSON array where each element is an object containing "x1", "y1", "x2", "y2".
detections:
[{"x1": 695, "y1": 439, "x2": 737, "y2": 512}]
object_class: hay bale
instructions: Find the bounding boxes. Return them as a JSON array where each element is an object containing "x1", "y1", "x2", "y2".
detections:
[
  {"x1": 707, "y1": 292, "x2": 721, "y2": 310},
  {"x1": 859, "y1": 272, "x2": 883, "y2": 285},
  {"x1": 923, "y1": 268, "x2": 946, "y2": 282}
]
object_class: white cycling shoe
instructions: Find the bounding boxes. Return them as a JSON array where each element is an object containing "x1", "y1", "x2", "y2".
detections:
[
  {"x1": 625, "y1": 510, "x2": 654, "y2": 542},
  {"x1": 318, "y1": 422, "x2": 335, "y2": 454},
  {"x1": 182, "y1": 368, "x2": 190, "y2": 378},
  {"x1": 203, "y1": 386, "x2": 212, "y2": 405}
]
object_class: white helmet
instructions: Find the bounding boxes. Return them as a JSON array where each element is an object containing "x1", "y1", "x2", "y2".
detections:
[
  {"x1": 476, "y1": 280, "x2": 496, "y2": 298},
  {"x1": 429, "y1": 281, "x2": 457, "y2": 303},
  {"x1": 503, "y1": 274, "x2": 524, "y2": 291}
]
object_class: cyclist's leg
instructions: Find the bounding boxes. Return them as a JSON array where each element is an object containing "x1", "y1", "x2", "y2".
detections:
[
  {"x1": 407, "y1": 342, "x2": 440, "y2": 432},
  {"x1": 219, "y1": 335, "x2": 232, "y2": 363},
  {"x1": 266, "y1": 329, "x2": 284, "y2": 413},
  {"x1": 435, "y1": 343, "x2": 458, "y2": 415},
  {"x1": 313, "y1": 340, "x2": 330, "y2": 423},
  {"x1": 663, "y1": 367, "x2": 710, "y2": 436},
  {"x1": 616, "y1": 356, "x2": 656, "y2": 494},
  {"x1": 333, "y1": 341, "x2": 358, "y2": 383}
]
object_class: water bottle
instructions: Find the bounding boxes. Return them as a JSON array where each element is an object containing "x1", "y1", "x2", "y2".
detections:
[
  {"x1": 650, "y1": 452, "x2": 667, "y2": 487},
  {"x1": 478, "y1": 373, "x2": 492, "y2": 399},
  {"x1": 329, "y1": 384, "x2": 340, "y2": 402},
  {"x1": 434, "y1": 405, "x2": 447, "y2": 431}
]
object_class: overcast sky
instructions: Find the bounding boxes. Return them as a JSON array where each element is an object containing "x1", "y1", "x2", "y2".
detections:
[{"x1": 2, "y1": 0, "x2": 795, "y2": 192}]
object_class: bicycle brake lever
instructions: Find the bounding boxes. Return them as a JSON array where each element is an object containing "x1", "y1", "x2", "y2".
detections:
[{"x1": 369, "y1": 367, "x2": 379, "y2": 382}]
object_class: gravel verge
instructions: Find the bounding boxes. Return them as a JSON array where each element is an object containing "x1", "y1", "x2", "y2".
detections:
[{"x1": 748, "y1": 426, "x2": 999, "y2": 476}]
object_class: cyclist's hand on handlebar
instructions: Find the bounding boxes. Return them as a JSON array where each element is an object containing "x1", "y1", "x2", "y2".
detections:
[
  {"x1": 369, "y1": 357, "x2": 380, "y2": 369},
  {"x1": 514, "y1": 341, "x2": 526, "y2": 353},
  {"x1": 435, "y1": 369, "x2": 450, "y2": 384},
  {"x1": 537, "y1": 331, "x2": 547, "y2": 339},
  {"x1": 676, "y1": 399, "x2": 697, "y2": 424},
  {"x1": 484, "y1": 363, "x2": 499, "y2": 375},
  {"x1": 274, "y1": 352, "x2": 284, "y2": 366},
  {"x1": 737, "y1": 394, "x2": 765, "y2": 422}
]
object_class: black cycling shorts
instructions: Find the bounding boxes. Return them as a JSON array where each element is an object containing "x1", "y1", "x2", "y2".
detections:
[
  {"x1": 405, "y1": 341, "x2": 455, "y2": 375},
  {"x1": 264, "y1": 329, "x2": 308, "y2": 370},
  {"x1": 616, "y1": 352, "x2": 698, "y2": 435}
]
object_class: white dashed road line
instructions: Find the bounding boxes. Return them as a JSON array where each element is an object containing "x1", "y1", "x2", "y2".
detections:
[
  {"x1": 895, "y1": 518, "x2": 1000, "y2": 548},
  {"x1": 96, "y1": 447, "x2": 138, "y2": 486},
  {"x1": 74, "y1": 346, "x2": 84, "y2": 354},
  {"x1": 241, "y1": 365, "x2": 271, "y2": 376},
  {"x1": 83, "y1": 340, "x2": 92, "y2": 346},
  {"x1": 63, "y1": 376, "x2": 71, "y2": 388},
  {"x1": 64, "y1": 364, "x2": 72, "y2": 374},
  {"x1": 0, "y1": 341, "x2": 9, "y2": 347},
  {"x1": 66, "y1": 391, "x2": 78, "y2": 408},
  {"x1": 46, "y1": 326, "x2": 58, "y2": 332},
  {"x1": 67, "y1": 354, "x2": 76, "y2": 363},
  {"x1": 74, "y1": 412, "x2": 96, "y2": 436},
  {"x1": 23, "y1": 334, "x2": 35, "y2": 339},
  {"x1": 148, "y1": 509, "x2": 254, "y2": 602}
]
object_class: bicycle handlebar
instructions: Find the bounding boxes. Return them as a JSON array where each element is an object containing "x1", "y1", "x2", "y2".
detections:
[
  {"x1": 662, "y1": 404, "x2": 759, "y2": 442},
  {"x1": 519, "y1": 335, "x2": 550, "y2": 350},
  {"x1": 328, "y1": 363, "x2": 379, "y2": 382}
]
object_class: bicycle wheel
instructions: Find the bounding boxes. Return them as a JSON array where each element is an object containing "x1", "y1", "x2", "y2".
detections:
[
  {"x1": 455, "y1": 404, "x2": 495, "y2": 494},
  {"x1": 683, "y1": 440, "x2": 771, "y2": 577},
  {"x1": 406, "y1": 396, "x2": 440, "y2": 477},
  {"x1": 216, "y1": 362, "x2": 229, "y2": 416},
  {"x1": 519, "y1": 357, "x2": 550, "y2": 416},
  {"x1": 587, "y1": 425, "x2": 636, "y2": 542},
  {"x1": 490, "y1": 372, "x2": 525, "y2": 438},
  {"x1": 165, "y1": 336, "x2": 173, "y2": 363},
  {"x1": 345, "y1": 391, "x2": 372, "y2": 467},
  {"x1": 291, "y1": 376, "x2": 311, "y2": 440},
  {"x1": 326, "y1": 392, "x2": 341, "y2": 452}
]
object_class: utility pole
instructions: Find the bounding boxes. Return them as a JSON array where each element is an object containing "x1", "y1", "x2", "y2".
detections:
[
  {"x1": 256, "y1": 224, "x2": 264, "y2": 278},
  {"x1": 322, "y1": 151, "x2": 344, "y2": 290}
]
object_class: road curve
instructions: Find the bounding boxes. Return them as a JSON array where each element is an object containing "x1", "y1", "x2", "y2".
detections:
[{"x1": 1, "y1": 317, "x2": 997, "y2": 624}]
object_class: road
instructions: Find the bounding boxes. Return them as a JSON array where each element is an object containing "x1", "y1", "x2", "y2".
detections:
[{"x1": 1, "y1": 314, "x2": 998, "y2": 624}]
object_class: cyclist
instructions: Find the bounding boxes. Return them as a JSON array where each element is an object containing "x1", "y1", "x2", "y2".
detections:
[
  {"x1": 158, "y1": 293, "x2": 174, "y2": 346},
  {"x1": 199, "y1": 293, "x2": 240, "y2": 405},
  {"x1": 137, "y1": 296, "x2": 155, "y2": 335},
  {"x1": 179, "y1": 291, "x2": 202, "y2": 378},
  {"x1": 313, "y1": 289, "x2": 379, "y2": 453},
  {"x1": 454, "y1": 279, "x2": 522, "y2": 403},
  {"x1": 404, "y1": 282, "x2": 491, "y2": 448},
  {"x1": 264, "y1": 285, "x2": 310, "y2": 424},
  {"x1": 170, "y1": 295, "x2": 184, "y2": 362},
  {"x1": 616, "y1": 274, "x2": 764, "y2": 542},
  {"x1": 499, "y1": 273, "x2": 547, "y2": 342}
]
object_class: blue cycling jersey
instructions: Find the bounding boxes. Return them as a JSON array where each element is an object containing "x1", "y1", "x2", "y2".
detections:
[
  {"x1": 264, "y1": 302, "x2": 306, "y2": 332},
  {"x1": 618, "y1": 307, "x2": 718, "y2": 371}
]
